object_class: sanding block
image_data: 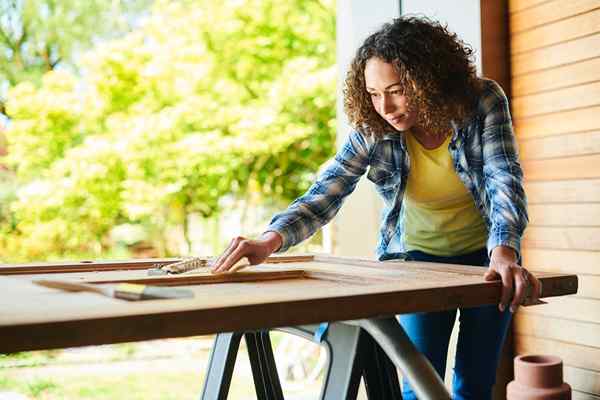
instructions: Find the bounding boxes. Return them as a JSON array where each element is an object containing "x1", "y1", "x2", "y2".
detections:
[
  {"x1": 147, "y1": 257, "x2": 210, "y2": 275},
  {"x1": 147, "y1": 257, "x2": 251, "y2": 276}
]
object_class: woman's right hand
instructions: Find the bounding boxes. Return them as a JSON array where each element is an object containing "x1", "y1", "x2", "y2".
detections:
[{"x1": 211, "y1": 231, "x2": 283, "y2": 273}]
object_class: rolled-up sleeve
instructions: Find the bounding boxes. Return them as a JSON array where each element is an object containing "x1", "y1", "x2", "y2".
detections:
[
  {"x1": 265, "y1": 130, "x2": 372, "y2": 252},
  {"x1": 481, "y1": 81, "x2": 529, "y2": 258}
]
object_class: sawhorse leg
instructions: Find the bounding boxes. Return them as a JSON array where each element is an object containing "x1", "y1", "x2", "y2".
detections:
[
  {"x1": 351, "y1": 317, "x2": 451, "y2": 400},
  {"x1": 281, "y1": 323, "x2": 402, "y2": 400},
  {"x1": 281, "y1": 324, "x2": 364, "y2": 400},
  {"x1": 360, "y1": 329, "x2": 403, "y2": 399},
  {"x1": 200, "y1": 332, "x2": 242, "y2": 400},
  {"x1": 201, "y1": 317, "x2": 450, "y2": 400},
  {"x1": 200, "y1": 331, "x2": 283, "y2": 400},
  {"x1": 245, "y1": 331, "x2": 284, "y2": 400}
]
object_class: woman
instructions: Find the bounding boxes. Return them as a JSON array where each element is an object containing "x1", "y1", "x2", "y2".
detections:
[{"x1": 211, "y1": 16, "x2": 541, "y2": 399}]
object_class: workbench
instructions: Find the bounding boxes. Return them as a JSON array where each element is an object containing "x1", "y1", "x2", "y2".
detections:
[{"x1": 0, "y1": 254, "x2": 578, "y2": 399}]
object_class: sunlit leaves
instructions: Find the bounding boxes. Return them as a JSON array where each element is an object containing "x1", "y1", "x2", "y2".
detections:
[{"x1": 0, "y1": 0, "x2": 335, "y2": 261}]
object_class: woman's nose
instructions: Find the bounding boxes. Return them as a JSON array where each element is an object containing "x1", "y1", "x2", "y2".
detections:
[{"x1": 380, "y1": 95, "x2": 394, "y2": 114}]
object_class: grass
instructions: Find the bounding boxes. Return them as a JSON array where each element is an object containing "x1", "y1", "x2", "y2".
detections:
[
  {"x1": 0, "y1": 364, "x2": 265, "y2": 399},
  {"x1": 1, "y1": 375, "x2": 60, "y2": 399},
  {"x1": 1, "y1": 371, "x2": 209, "y2": 399},
  {"x1": 0, "y1": 336, "x2": 324, "y2": 399}
]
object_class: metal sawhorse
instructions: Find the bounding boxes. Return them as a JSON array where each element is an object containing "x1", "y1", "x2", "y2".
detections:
[{"x1": 201, "y1": 317, "x2": 450, "y2": 399}]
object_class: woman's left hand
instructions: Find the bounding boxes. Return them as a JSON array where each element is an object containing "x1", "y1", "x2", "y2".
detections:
[{"x1": 484, "y1": 245, "x2": 541, "y2": 313}]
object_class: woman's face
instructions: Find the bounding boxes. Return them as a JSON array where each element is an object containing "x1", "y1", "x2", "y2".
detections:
[{"x1": 364, "y1": 57, "x2": 418, "y2": 131}]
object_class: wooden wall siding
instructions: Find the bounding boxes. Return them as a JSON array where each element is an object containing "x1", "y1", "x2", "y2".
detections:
[
  {"x1": 481, "y1": 0, "x2": 511, "y2": 96},
  {"x1": 522, "y1": 154, "x2": 600, "y2": 181},
  {"x1": 480, "y1": 3, "x2": 514, "y2": 398},
  {"x1": 514, "y1": 106, "x2": 600, "y2": 139},
  {"x1": 525, "y1": 179, "x2": 600, "y2": 203},
  {"x1": 519, "y1": 130, "x2": 600, "y2": 160},
  {"x1": 512, "y1": 81, "x2": 600, "y2": 117},
  {"x1": 511, "y1": 33, "x2": 600, "y2": 75},
  {"x1": 510, "y1": 0, "x2": 600, "y2": 33},
  {"x1": 512, "y1": 57, "x2": 600, "y2": 97},
  {"x1": 510, "y1": 0, "x2": 600, "y2": 398},
  {"x1": 511, "y1": 8, "x2": 600, "y2": 53}
]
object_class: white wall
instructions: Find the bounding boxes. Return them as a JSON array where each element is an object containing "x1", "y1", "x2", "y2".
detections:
[
  {"x1": 401, "y1": 0, "x2": 482, "y2": 73},
  {"x1": 330, "y1": 0, "x2": 400, "y2": 257}
]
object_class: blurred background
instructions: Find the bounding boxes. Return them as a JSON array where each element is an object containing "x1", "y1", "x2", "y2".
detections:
[
  {"x1": 0, "y1": 1, "x2": 334, "y2": 399},
  {"x1": 0, "y1": 0, "x2": 335, "y2": 264}
]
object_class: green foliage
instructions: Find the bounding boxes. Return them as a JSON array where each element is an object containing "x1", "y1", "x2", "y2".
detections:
[
  {"x1": 0, "y1": 0, "x2": 151, "y2": 109},
  {"x1": 0, "y1": 0, "x2": 336, "y2": 261},
  {"x1": 5, "y1": 71, "x2": 84, "y2": 179},
  {"x1": 27, "y1": 379, "x2": 59, "y2": 397}
]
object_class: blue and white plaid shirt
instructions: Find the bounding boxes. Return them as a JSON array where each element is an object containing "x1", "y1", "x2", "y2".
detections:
[{"x1": 266, "y1": 79, "x2": 528, "y2": 260}]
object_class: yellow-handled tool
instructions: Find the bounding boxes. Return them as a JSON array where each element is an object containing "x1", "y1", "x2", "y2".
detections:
[{"x1": 34, "y1": 280, "x2": 194, "y2": 300}]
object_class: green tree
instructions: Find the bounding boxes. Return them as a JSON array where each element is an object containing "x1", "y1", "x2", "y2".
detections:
[
  {"x1": 1, "y1": 0, "x2": 336, "y2": 261},
  {"x1": 0, "y1": 0, "x2": 151, "y2": 115}
]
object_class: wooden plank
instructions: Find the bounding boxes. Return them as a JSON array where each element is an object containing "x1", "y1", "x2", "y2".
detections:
[
  {"x1": 0, "y1": 254, "x2": 315, "y2": 275},
  {"x1": 519, "y1": 296, "x2": 600, "y2": 323},
  {"x1": 573, "y1": 390, "x2": 600, "y2": 400},
  {"x1": 79, "y1": 269, "x2": 400, "y2": 287},
  {"x1": 0, "y1": 272, "x2": 575, "y2": 354},
  {"x1": 523, "y1": 154, "x2": 600, "y2": 181},
  {"x1": 512, "y1": 57, "x2": 600, "y2": 97},
  {"x1": 514, "y1": 313, "x2": 600, "y2": 347},
  {"x1": 73, "y1": 259, "x2": 572, "y2": 295},
  {"x1": 0, "y1": 283, "x2": 504, "y2": 352},
  {"x1": 0, "y1": 256, "x2": 577, "y2": 353},
  {"x1": 514, "y1": 105, "x2": 600, "y2": 139},
  {"x1": 511, "y1": 0, "x2": 600, "y2": 34},
  {"x1": 313, "y1": 254, "x2": 488, "y2": 275},
  {"x1": 0, "y1": 257, "x2": 179, "y2": 273},
  {"x1": 512, "y1": 33, "x2": 600, "y2": 76},
  {"x1": 511, "y1": 8, "x2": 600, "y2": 54},
  {"x1": 523, "y1": 248, "x2": 600, "y2": 276},
  {"x1": 10, "y1": 260, "x2": 489, "y2": 289},
  {"x1": 515, "y1": 335, "x2": 600, "y2": 371},
  {"x1": 519, "y1": 130, "x2": 600, "y2": 160},
  {"x1": 523, "y1": 226, "x2": 600, "y2": 251},
  {"x1": 528, "y1": 203, "x2": 600, "y2": 226},
  {"x1": 565, "y1": 366, "x2": 600, "y2": 397},
  {"x1": 85, "y1": 269, "x2": 309, "y2": 286},
  {"x1": 509, "y1": 0, "x2": 551, "y2": 14},
  {"x1": 512, "y1": 3, "x2": 600, "y2": 395},
  {"x1": 576, "y1": 275, "x2": 600, "y2": 299},
  {"x1": 524, "y1": 179, "x2": 600, "y2": 204},
  {"x1": 512, "y1": 81, "x2": 600, "y2": 118},
  {"x1": 481, "y1": 0, "x2": 510, "y2": 95}
]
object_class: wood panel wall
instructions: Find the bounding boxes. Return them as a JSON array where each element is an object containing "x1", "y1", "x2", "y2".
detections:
[
  {"x1": 509, "y1": 0, "x2": 600, "y2": 398},
  {"x1": 480, "y1": 2, "x2": 514, "y2": 398}
]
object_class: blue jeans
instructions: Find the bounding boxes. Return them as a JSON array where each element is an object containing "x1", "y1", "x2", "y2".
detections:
[{"x1": 391, "y1": 248, "x2": 512, "y2": 400}]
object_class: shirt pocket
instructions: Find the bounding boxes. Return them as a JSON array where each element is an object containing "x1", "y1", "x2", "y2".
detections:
[
  {"x1": 366, "y1": 139, "x2": 405, "y2": 196},
  {"x1": 367, "y1": 165, "x2": 402, "y2": 195}
]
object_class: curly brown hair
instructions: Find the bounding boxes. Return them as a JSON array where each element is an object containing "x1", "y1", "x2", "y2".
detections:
[{"x1": 344, "y1": 16, "x2": 483, "y2": 139}]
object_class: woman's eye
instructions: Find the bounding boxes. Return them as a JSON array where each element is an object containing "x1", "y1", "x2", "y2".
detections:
[
  {"x1": 369, "y1": 92, "x2": 379, "y2": 98},
  {"x1": 389, "y1": 90, "x2": 402, "y2": 95}
]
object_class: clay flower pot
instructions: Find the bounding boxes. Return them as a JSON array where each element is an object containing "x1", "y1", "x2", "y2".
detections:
[{"x1": 507, "y1": 354, "x2": 571, "y2": 400}]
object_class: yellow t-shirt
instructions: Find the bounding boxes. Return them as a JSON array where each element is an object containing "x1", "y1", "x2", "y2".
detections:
[{"x1": 403, "y1": 131, "x2": 487, "y2": 256}]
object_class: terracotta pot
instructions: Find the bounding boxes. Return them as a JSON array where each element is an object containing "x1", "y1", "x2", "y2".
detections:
[{"x1": 507, "y1": 354, "x2": 571, "y2": 400}]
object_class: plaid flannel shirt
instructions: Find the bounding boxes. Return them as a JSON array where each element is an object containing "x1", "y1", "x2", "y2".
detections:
[{"x1": 266, "y1": 79, "x2": 528, "y2": 260}]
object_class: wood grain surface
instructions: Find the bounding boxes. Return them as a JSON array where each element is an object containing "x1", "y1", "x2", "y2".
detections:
[{"x1": 0, "y1": 255, "x2": 577, "y2": 353}]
